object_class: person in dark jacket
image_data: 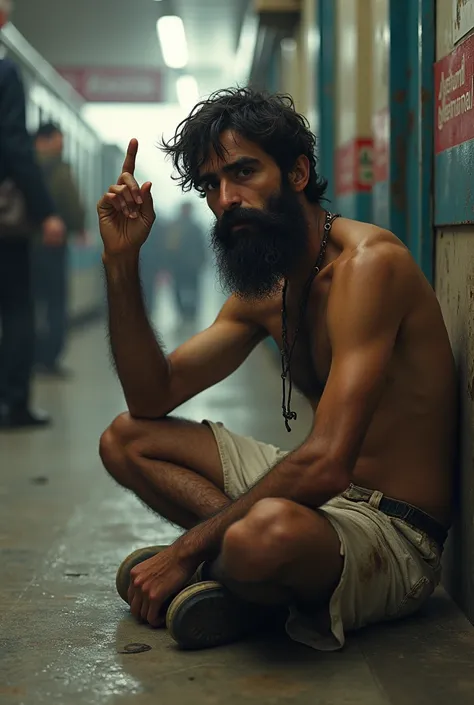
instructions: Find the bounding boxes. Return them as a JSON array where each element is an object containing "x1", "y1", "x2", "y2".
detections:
[
  {"x1": 0, "y1": 2, "x2": 66, "y2": 428},
  {"x1": 33, "y1": 122, "x2": 86, "y2": 377}
]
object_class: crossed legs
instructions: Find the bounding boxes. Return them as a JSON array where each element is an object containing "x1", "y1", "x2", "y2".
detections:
[{"x1": 100, "y1": 412, "x2": 343, "y2": 608}]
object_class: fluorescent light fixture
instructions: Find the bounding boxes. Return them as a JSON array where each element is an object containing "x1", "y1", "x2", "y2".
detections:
[
  {"x1": 156, "y1": 15, "x2": 188, "y2": 69},
  {"x1": 176, "y1": 75, "x2": 199, "y2": 108}
]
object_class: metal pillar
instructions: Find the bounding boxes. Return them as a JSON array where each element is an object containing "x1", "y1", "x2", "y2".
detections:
[
  {"x1": 373, "y1": 0, "x2": 434, "y2": 282},
  {"x1": 317, "y1": 0, "x2": 335, "y2": 205},
  {"x1": 406, "y1": 0, "x2": 435, "y2": 283}
]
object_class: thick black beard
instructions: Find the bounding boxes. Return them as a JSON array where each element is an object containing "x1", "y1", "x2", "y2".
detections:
[{"x1": 209, "y1": 182, "x2": 309, "y2": 300}]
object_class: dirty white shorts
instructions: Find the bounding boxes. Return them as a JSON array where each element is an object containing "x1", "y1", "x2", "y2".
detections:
[{"x1": 204, "y1": 419, "x2": 443, "y2": 651}]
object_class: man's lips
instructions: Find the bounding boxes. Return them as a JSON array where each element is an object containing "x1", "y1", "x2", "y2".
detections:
[{"x1": 231, "y1": 222, "x2": 256, "y2": 232}]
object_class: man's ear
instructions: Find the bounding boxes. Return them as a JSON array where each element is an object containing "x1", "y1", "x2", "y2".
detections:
[{"x1": 288, "y1": 155, "x2": 310, "y2": 193}]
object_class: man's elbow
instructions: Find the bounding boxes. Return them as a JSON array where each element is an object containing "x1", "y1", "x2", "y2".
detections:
[
  {"x1": 126, "y1": 375, "x2": 175, "y2": 420},
  {"x1": 323, "y1": 465, "x2": 352, "y2": 496},
  {"x1": 127, "y1": 405, "x2": 168, "y2": 421},
  {"x1": 127, "y1": 393, "x2": 174, "y2": 420},
  {"x1": 312, "y1": 465, "x2": 350, "y2": 499},
  {"x1": 293, "y1": 452, "x2": 352, "y2": 504}
]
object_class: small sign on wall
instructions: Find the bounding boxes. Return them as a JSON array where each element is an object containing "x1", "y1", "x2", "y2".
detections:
[
  {"x1": 453, "y1": 0, "x2": 474, "y2": 44},
  {"x1": 435, "y1": 32, "x2": 474, "y2": 154},
  {"x1": 335, "y1": 138, "x2": 373, "y2": 196},
  {"x1": 57, "y1": 67, "x2": 164, "y2": 103}
]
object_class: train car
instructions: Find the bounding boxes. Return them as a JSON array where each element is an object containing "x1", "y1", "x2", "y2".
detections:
[{"x1": 0, "y1": 24, "x2": 122, "y2": 326}]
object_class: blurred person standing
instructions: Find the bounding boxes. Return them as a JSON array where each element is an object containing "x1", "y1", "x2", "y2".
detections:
[
  {"x1": 33, "y1": 123, "x2": 86, "y2": 377},
  {"x1": 163, "y1": 202, "x2": 207, "y2": 321},
  {"x1": 0, "y1": 0, "x2": 65, "y2": 429}
]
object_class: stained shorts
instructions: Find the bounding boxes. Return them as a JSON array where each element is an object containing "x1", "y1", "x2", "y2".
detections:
[{"x1": 204, "y1": 419, "x2": 442, "y2": 651}]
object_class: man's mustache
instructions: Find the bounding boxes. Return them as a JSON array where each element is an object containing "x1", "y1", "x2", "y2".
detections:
[{"x1": 217, "y1": 206, "x2": 284, "y2": 233}]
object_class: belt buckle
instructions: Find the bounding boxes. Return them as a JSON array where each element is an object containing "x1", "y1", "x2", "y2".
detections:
[{"x1": 343, "y1": 484, "x2": 369, "y2": 502}]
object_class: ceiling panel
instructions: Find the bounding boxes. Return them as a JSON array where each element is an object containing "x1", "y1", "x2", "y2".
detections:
[
  {"x1": 10, "y1": 0, "x2": 167, "y2": 68},
  {"x1": 176, "y1": 0, "x2": 248, "y2": 69},
  {"x1": 9, "y1": 0, "x2": 251, "y2": 90}
]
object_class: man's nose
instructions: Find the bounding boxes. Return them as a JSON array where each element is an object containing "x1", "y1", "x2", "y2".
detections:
[{"x1": 219, "y1": 181, "x2": 242, "y2": 212}]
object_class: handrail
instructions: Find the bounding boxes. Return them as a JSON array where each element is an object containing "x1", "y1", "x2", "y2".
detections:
[{"x1": 0, "y1": 23, "x2": 85, "y2": 111}]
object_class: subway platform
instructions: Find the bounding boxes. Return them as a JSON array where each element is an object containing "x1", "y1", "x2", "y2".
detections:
[{"x1": 1, "y1": 273, "x2": 474, "y2": 705}]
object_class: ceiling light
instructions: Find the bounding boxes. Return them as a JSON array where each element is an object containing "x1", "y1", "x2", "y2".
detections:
[
  {"x1": 156, "y1": 15, "x2": 188, "y2": 69},
  {"x1": 176, "y1": 75, "x2": 199, "y2": 108}
]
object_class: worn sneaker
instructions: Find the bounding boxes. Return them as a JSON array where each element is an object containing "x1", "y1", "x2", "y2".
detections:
[{"x1": 166, "y1": 580, "x2": 278, "y2": 650}]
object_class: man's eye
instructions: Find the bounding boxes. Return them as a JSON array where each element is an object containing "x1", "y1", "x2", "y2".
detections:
[
  {"x1": 204, "y1": 181, "x2": 218, "y2": 192},
  {"x1": 238, "y1": 168, "x2": 254, "y2": 178}
]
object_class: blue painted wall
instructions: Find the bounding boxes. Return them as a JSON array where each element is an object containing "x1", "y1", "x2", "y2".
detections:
[
  {"x1": 386, "y1": 0, "x2": 409, "y2": 244},
  {"x1": 336, "y1": 192, "x2": 372, "y2": 223},
  {"x1": 435, "y1": 143, "x2": 474, "y2": 225}
]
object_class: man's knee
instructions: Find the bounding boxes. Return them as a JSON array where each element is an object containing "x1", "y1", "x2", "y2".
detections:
[
  {"x1": 221, "y1": 498, "x2": 304, "y2": 582},
  {"x1": 99, "y1": 412, "x2": 130, "y2": 456},
  {"x1": 99, "y1": 412, "x2": 134, "y2": 484}
]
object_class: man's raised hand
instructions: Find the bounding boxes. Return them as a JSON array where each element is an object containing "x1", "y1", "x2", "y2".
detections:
[{"x1": 97, "y1": 139, "x2": 155, "y2": 256}]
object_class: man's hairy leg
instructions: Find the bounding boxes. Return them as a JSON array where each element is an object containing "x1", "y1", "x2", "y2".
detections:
[
  {"x1": 128, "y1": 455, "x2": 230, "y2": 529},
  {"x1": 100, "y1": 414, "x2": 231, "y2": 529}
]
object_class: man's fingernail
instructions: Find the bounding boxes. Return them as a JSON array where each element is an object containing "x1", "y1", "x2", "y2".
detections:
[{"x1": 137, "y1": 196, "x2": 143, "y2": 204}]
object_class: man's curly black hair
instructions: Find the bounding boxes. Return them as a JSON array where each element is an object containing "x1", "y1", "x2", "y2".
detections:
[{"x1": 161, "y1": 87, "x2": 328, "y2": 204}]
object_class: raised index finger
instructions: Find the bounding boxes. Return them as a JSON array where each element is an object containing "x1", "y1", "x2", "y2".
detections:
[{"x1": 122, "y1": 139, "x2": 138, "y2": 176}]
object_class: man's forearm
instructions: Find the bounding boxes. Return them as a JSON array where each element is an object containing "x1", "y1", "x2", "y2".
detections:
[
  {"x1": 104, "y1": 252, "x2": 171, "y2": 417},
  {"x1": 175, "y1": 446, "x2": 347, "y2": 565}
]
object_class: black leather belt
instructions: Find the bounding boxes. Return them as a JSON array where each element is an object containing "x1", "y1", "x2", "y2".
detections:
[{"x1": 342, "y1": 485, "x2": 448, "y2": 548}]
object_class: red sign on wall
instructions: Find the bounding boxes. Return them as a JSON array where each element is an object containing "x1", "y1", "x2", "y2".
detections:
[
  {"x1": 434, "y1": 32, "x2": 474, "y2": 154},
  {"x1": 57, "y1": 67, "x2": 164, "y2": 103},
  {"x1": 335, "y1": 138, "x2": 373, "y2": 196}
]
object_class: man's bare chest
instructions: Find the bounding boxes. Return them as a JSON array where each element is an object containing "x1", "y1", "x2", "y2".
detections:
[{"x1": 262, "y1": 289, "x2": 332, "y2": 402}]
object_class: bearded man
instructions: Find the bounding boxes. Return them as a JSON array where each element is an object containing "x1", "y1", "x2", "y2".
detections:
[{"x1": 97, "y1": 88, "x2": 456, "y2": 652}]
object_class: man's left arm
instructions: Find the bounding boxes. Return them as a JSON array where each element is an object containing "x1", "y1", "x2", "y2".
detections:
[{"x1": 176, "y1": 246, "x2": 408, "y2": 564}]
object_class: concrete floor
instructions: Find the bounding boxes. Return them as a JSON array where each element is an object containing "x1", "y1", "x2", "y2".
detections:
[{"x1": 1, "y1": 272, "x2": 474, "y2": 704}]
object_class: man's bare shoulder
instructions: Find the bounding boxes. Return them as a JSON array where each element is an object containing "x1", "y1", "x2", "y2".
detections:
[
  {"x1": 323, "y1": 221, "x2": 432, "y2": 330},
  {"x1": 332, "y1": 219, "x2": 419, "y2": 289}
]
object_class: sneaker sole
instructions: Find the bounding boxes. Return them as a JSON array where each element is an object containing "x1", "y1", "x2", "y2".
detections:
[{"x1": 166, "y1": 581, "x2": 265, "y2": 650}]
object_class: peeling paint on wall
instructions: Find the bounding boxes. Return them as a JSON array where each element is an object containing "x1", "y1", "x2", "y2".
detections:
[{"x1": 436, "y1": 228, "x2": 474, "y2": 622}]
